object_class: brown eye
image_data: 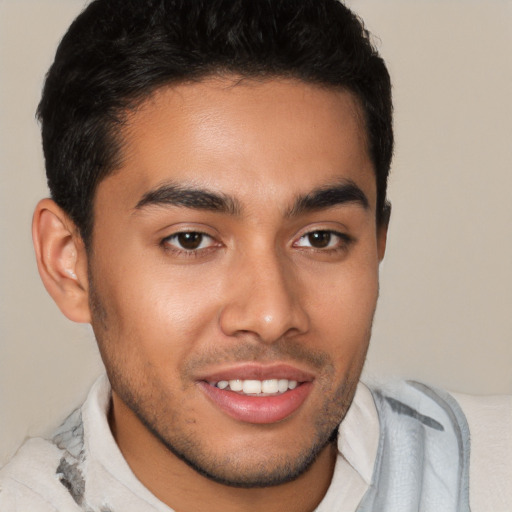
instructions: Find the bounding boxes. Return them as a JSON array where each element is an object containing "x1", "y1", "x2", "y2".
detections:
[
  {"x1": 307, "y1": 231, "x2": 332, "y2": 248},
  {"x1": 294, "y1": 230, "x2": 351, "y2": 251},
  {"x1": 177, "y1": 232, "x2": 203, "y2": 250},
  {"x1": 164, "y1": 231, "x2": 215, "y2": 252}
]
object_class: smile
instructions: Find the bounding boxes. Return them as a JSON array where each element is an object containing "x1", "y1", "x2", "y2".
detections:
[
  {"x1": 197, "y1": 365, "x2": 314, "y2": 424},
  {"x1": 207, "y1": 378, "x2": 299, "y2": 395}
]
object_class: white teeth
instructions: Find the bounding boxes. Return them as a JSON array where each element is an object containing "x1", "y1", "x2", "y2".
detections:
[
  {"x1": 229, "y1": 379, "x2": 243, "y2": 392},
  {"x1": 262, "y1": 379, "x2": 279, "y2": 393},
  {"x1": 213, "y1": 378, "x2": 300, "y2": 394},
  {"x1": 243, "y1": 380, "x2": 262, "y2": 394},
  {"x1": 278, "y1": 379, "x2": 289, "y2": 393}
]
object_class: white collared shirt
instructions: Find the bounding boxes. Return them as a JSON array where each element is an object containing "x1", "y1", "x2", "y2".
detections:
[{"x1": 1, "y1": 376, "x2": 511, "y2": 511}]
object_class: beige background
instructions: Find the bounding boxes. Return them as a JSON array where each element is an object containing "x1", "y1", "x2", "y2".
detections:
[{"x1": 1, "y1": 0, "x2": 511, "y2": 466}]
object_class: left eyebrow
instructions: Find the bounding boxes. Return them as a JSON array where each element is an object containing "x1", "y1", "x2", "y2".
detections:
[
  {"x1": 134, "y1": 182, "x2": 241, "y2": 215},
  {"x1": 286, "y1": 180, "x2": 370, "y2": 217}
]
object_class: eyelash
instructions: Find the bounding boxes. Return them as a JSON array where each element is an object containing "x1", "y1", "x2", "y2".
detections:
[
  {"x1": 161, "y1": 229, "x2": 353, "y2": 258},
  {"x1": 161, "y1": 231, "x2": 219, "y2": 258},
  {"x1": 293, "y1": 230, "x2": 353, "y2": 253}
]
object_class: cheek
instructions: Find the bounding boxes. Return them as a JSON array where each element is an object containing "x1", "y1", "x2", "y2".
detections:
[
  {"x1": 93, "y1": 261, "x2": 225, "y2": 363},
  {"x1": 309, "y1": 258, "x2": 379, "y2": 321},
  {"x1": 305, "y1": 258, "x2": 379, "y2": 356}
]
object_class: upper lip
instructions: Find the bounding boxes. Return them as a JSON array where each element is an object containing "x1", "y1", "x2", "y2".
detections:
[{"x1": 196, "y1": 363, "x2": 315, "y2": 383}]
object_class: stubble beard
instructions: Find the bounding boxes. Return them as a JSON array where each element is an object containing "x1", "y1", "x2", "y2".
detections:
[
  {"x1": 107, "y1": 362, "x2": 359, "y2": 488},
  {"x1": 88, "y1": 274, "x2": 369, "y2": 489}
]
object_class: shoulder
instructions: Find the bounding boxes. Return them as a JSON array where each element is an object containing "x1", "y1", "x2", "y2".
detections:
[
  {"x1": 450, "y1": 391, "x2": 512, "y2": 511},
  {"x1": 0, "y1": 437, "x2": 81, "y2": 511},
  {"x1": 0, "y1": 376, "x2": 114, "y2": 512},
  {"x1": 370, "y1": 381, "x2": 512, "y2": 511}
]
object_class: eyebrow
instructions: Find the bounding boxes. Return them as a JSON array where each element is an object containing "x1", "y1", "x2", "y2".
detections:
[
  {"x1": 134, "y1": 182, "x2": 241, "y2": 215},
  {"x1": 134, "y1": 178, "x2": 369, "y2": 217},
  {"x1": 286, "y1": 180, "x2": 369, "y2": 217}
]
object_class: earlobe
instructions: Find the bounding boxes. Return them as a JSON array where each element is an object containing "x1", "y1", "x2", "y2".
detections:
[{"x1": 32, "y1": 199, "x2": 91, "y2": 323}]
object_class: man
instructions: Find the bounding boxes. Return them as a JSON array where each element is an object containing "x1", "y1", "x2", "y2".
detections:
[{"x1": 0, "y1": 0, "x2": 510, "y2": 511}]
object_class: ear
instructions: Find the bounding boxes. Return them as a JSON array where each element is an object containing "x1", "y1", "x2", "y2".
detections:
[
  {"x1": 377, "y1": 201, "x2": 391, "y2": 262},
  {"x1": 32, "y1": 198, "x2": 91, "y2": 323}
]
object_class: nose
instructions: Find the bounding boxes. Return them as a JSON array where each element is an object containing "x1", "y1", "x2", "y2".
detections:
[{"x1": 219, "y1": 249, "x2": 310, "y2": 343}]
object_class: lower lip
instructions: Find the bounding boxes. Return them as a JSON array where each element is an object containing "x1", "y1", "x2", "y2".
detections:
[{"x1": 198, "y1": 381, "x2": 313, "y2": 424}]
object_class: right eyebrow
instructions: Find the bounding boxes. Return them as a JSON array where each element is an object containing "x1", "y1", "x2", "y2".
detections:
[
  {"x1": 133, "y1": 182, "x2": 242, "y2": 215},
  {"x1": 286, "y1": 180, "x2": 370, "y2": 217}
]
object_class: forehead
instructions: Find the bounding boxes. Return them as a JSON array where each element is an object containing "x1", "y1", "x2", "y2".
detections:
[{"x1": 100, "y1": 77, "x2": 375, "y2": 213}]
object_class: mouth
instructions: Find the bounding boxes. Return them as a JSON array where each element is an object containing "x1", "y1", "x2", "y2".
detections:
[
  {"x1": 197, "y1": 364, "x2": 314, "y2": 424},
  {"x1": 207, "y1": 378, "x2": 299, "y2": 395}
]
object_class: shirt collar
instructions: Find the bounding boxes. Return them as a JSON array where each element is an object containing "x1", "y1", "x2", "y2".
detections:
[{"x1": 336, "y1": 381, "x2": 380, "y2": 485}]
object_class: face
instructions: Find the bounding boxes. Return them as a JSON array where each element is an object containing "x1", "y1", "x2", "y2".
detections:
[{"x1": 88, "y1": 77, "x2": 385, "y2": 487}]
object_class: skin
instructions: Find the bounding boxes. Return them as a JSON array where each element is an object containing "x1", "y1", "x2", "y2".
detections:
[{"x1": 33, "y1": 77, "x2": 387, "y2": 512}]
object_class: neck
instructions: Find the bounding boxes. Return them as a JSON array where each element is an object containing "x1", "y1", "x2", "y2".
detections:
[{"x1": 110, "y1": 392, "x2": 337, "y2": 512}]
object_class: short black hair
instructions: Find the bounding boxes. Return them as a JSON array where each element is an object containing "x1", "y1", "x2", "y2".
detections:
[{"x1": 37, "y1": 0, "x2": 393, "y2": 245}]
